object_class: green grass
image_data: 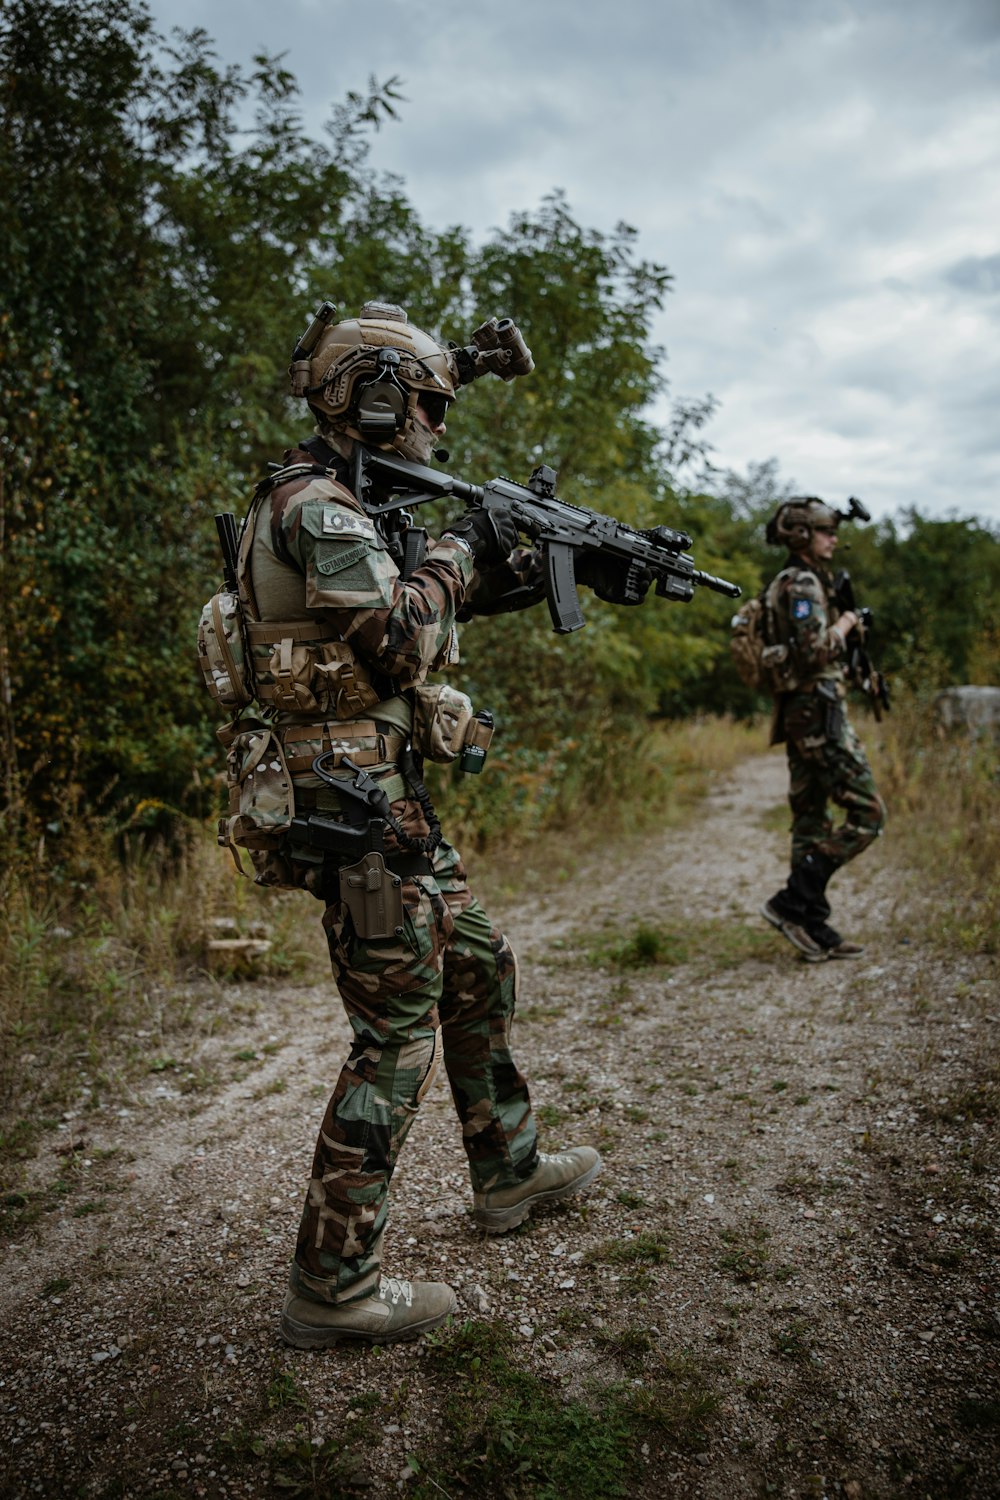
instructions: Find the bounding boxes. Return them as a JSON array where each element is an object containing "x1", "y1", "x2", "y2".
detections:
[
  {"x1": 718, "y1": 1219, "x2": 772, "y2": 1283},
  {"x1": 584, "y1": 1229, "x2": 671, "y2": 1267},
  {"x1": 408, "y1": 1319, "x2": 721, "y2": 1498},
  {"x1": 582, "y1": 916, "x2": 774, "y2": 974}
]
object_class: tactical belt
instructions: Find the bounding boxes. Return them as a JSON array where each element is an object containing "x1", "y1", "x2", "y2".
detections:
[
  {"x1": 244, "y1": 617, "x2": 330, "y2": 645},
  {"x1": 294, "y1": 771, "x2": 409, "y2": 809},
  {"x1": 281, "y1": 723, "x2": 406, "y2": 777},
  {"x1": 383, "y1": 851, "x2": 434, "y2": 879}
]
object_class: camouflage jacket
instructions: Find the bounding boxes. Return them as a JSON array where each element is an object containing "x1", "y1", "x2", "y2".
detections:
[
  {"x1": 239, "y1": 439, "x2": 542, "y2": 729},
  {"x1": 764, "y1": 556, "x2": 849, "y2": 691},
  {"x1": 242, "y1": 441, "x2": 474, "y2": 694}
]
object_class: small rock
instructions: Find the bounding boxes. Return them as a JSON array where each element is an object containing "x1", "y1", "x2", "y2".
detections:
[{"x1": 463, "y1": 1284, "x2": 490, "y2": 1314}]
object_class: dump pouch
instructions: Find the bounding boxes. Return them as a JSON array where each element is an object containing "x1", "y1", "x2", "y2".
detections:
[{"x1": 218, "y1": 726, "x2": 294, "y2": 856}]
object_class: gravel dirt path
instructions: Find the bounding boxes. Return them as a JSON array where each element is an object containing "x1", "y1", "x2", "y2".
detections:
[{"x1": 2, "y1": 749, "x2": 998, "y2": 1499}]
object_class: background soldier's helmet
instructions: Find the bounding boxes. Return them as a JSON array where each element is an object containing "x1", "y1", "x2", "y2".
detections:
[
  {"x1": 766, "y1": 497, "x2": 841, "y2": 551},
  {"x1": 289, "y1": 299, "x2": 534, "y2": 465}
]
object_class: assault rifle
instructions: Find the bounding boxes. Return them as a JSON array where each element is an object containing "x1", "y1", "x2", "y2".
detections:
[
  {"x1": 351, "y1": 447, "x2": 740, "y2": 633},
  {"x1": 833, "y1": 569, "x2": 890, "y2": 719}
]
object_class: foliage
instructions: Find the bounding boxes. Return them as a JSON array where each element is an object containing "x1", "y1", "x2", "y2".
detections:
[
  {"x1": 0, "y1": 0, "x2": 444, "y2": 834},
  {"x1": 3, "y1": 0, "x2": 999, "y2": 888},
  {"x1": 838, "y1": 509, "x2": 1000, "y2": 687}
]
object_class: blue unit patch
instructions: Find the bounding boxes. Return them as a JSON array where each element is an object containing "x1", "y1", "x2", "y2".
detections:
[{"x1": 792, "y1": 597, "x2": 812, "y2": 620}]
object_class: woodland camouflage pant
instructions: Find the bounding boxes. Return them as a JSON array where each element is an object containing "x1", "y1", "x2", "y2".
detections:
[
  {"x1": 785, "y1": 693, "x2": 886, "y2": 869},
  {"x1": 291, "y1": 833, "x2": 537, "y2": 1306}
]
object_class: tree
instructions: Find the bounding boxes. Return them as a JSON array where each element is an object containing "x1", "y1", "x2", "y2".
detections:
[{"x1": 0, "y1": 0, "x2": 419, "y2": 829}]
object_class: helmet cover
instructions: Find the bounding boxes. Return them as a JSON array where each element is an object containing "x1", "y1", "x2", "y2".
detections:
[
  {"x1": 766, "y1": 497, "x2": 840, "y2": 551},
  {"x1": 289, "y1": 301, "x2": 534, "y2": 464},
  {"x1": 290, "y1": 301, "x2": 457, "y2": 463}
]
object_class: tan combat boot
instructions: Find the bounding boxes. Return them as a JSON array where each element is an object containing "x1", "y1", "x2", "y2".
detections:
[
  {"x1": 280, "y1": 1274, "x2": 457, "y2": 1348},
  {"x1": 472, "y1": 1146, "x2": 602, "y2": 1234}
]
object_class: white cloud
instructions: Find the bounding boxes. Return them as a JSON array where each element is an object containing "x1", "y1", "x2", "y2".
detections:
[{"x1": 146, "y1": 0, "x2": 1000, "y2": 523}]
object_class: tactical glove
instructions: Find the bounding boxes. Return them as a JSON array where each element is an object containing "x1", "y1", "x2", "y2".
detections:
[
  {"x1": 575, "y1": 553, "x2": 652, "y2": 606},
  {"x1": 443, "y1": 507, "x2": 519, "y2": 567}
]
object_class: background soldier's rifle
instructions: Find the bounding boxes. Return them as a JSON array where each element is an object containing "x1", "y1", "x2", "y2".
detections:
[
  {"x1": 352, "y1": 447, "x2": 741, "y2": 633},
  {"x1": 833, "y1": 569, "x2": 890, "y2": 718}
]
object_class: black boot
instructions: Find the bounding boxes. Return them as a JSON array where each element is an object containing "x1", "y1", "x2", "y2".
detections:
[
  {"x1": 761, "y1": 852, "x2": 838, "y2": 962},
  {"x1": 809, "y1": 921, "x2": 865, "y2": 958},
  {"x1": 786, "y1": 855, "x2": 863, "y2": 956},
  {"x1": 791, "y1": 851, "x2": 837, "y2": 926}
]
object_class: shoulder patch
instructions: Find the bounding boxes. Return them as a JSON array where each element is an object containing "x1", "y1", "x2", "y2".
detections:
[
  {"x1": 792, "y1": 597, "x2": 813, "y2": 621},
  {"x1": 322, "y1": 507, "x2": 376, "y2": 541}
]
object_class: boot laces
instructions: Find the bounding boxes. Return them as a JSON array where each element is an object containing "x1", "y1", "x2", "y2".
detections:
[{"x1": 378, "y1": 1274, "x2": 413, "y2": 1307}]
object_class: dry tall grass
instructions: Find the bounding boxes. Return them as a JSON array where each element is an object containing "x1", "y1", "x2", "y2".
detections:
[
  {"x1": 869, "y1": 689, "x2": 1000, "y2": 954},
  {"x1": 2, "y1": 706, "x2": 995, "y2": 1133}
]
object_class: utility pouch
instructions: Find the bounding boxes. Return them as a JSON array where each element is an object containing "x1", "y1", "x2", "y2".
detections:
[
  {"x1": 264, "y1": 637, "x2": 381, "y2": 720},
  {"x1": 760, "y1": 642, "x2": 800, "y2": 693},
  {"x1": 816, "y1": 680, "x2": 845, "y2": 741},
  {"x1": 412, "y1": 683, "x2": 486, "y2": 764},
  {"x1": 198, "y1": 590, "x2": 254, "y2": 711},
  {"x1": 338, "y1": 851, "x2": 405, "y2": 940},
  {"x1": 219, "y1": 726, "x2": 293, "y2": 856}
]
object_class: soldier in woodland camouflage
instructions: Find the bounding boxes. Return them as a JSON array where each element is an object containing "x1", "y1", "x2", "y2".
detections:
[
  {"x1": 759, "y1": 497, "x2": 886, "y2": 962},
  {"x1": 229, "y1": 302, "x2": 600, "y2": 1348}
]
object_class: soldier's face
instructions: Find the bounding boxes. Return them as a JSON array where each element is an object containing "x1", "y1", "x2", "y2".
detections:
[
  {"x1": 415, "y1": 392, "x2": 449, "y2": 436},
  {"x1": 809, "y1": 526, "x2": 839, "y2": 563}
]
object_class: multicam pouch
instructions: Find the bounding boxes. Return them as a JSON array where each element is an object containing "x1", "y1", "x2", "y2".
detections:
[
  {"x1": 271, "y1": 638, "x2": 381, "y2": 720},
  {"x1": 411, "y1": 684, "x2": 476, "y2": 764},
  {"x1": 218, "y1": 726, "x2": 294, "y2": 858},
  {"x1": 250, "y1": 624, "x2": 381, "y2": 722},
  {"x1": 197, "y1": 590, "x2": 254, "y2": 711},
  {"x1": 760, "y1": 641, "x2": 800, "y2": 693}
]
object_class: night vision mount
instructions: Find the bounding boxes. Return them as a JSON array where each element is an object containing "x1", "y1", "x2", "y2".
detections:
[{"x1": 838, "y1": 496, "x2": 871, "y2": 524}]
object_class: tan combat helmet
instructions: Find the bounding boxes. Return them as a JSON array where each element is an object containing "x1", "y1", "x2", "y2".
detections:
[
  {"x1": 766, "y1": 494, "x2": 871, "y2": 553},
  {"x1": 289, "y1": 300, "x2": 534, "y2": 465},
  {"x1": 766, "y1": 497, "x2": 840, "y2": 552}
]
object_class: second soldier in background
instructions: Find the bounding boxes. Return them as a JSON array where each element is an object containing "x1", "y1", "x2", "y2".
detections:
[{"x1": 758, "y1": 497, "x2": 887, "y2": 962}]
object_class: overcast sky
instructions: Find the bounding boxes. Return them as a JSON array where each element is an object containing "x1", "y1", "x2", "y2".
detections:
[{"x1": 149, "y1": 0, "x2": 1000, "y2": 525}]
